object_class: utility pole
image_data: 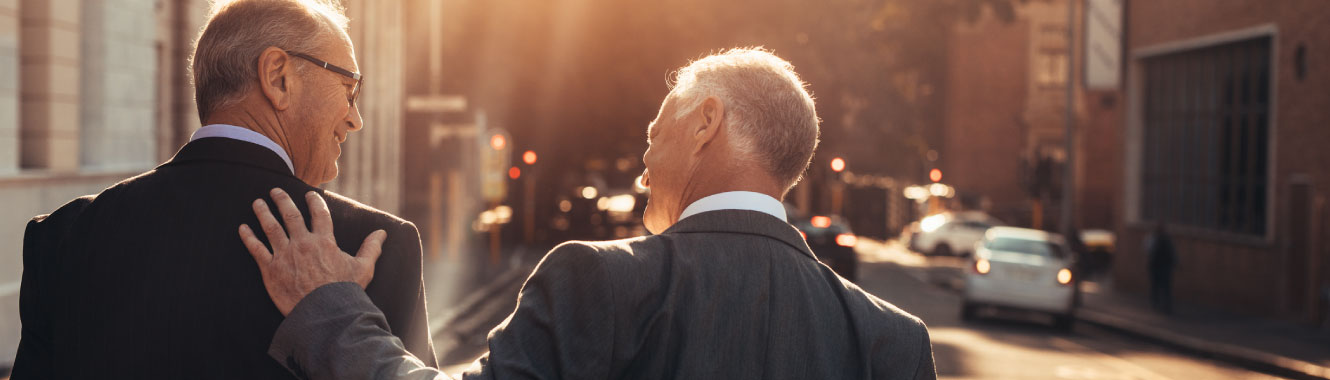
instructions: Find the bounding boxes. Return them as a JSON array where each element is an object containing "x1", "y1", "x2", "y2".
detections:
[{"x1": 1061, "y1": 0, "x2": 1078, "y2": 238}]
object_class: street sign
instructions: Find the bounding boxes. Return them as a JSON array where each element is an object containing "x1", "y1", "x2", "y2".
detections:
[
  {"x1": 480, "y1": 128, "x2": 511, "y2": 202},
  {"x1": 1084, "y1": 0, "x2": 1123, "y2": 89}
]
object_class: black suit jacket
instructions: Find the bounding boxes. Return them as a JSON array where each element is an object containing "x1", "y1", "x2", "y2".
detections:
[
  {"x1": 266, "y1": 209, "x2": 935, "y2": 379},
  {"x1": 12, "y1": 137, "x2": 436, "y2": 379}
]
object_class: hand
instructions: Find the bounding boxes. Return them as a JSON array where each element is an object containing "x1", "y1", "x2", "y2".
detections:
[{"x1": 238, "y1": 188, "x2": 386, "y2": 316}]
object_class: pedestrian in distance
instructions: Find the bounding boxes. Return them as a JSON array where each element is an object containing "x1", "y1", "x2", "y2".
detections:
[{"x1": 1147, "y1": 222, "x2": 1177, "y2": 314}]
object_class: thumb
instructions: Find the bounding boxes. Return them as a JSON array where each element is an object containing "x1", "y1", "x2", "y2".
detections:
[{"x1": 354, "y1": 229, "x2": 387, "y2": 288}]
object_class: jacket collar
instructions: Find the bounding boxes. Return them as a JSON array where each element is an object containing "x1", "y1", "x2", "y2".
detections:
[
  {"x1": 662, "y1": 209, "x2": 817, "y2": 261},
  {"x1": 161, "y1": 137, "x2": 300, "y2": 180}
]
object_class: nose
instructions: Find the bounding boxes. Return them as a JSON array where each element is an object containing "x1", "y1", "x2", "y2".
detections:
[
  {"x1": 346, "y1": 103, "x2": 364, "y2": 132},
  {"x1": 639, "y1": 169, "x2": 650, "y2": 188}
]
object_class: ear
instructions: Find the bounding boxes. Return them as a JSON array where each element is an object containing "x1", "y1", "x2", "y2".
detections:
[
  {"x1": 691, "y1": 96, "x2": 725, "y2": 154},
  {"x1": 256, "y1": 47, "x2": 295, "y2": 112}
]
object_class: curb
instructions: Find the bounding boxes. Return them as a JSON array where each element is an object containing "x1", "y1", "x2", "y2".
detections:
[{"x1": 1074, "y1": 309, "x2": 1330, "y2": 380}]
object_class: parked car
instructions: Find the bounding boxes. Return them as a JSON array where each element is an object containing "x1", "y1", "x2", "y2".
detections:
[
  {"x1": 961, "y1": 227, "x2": 1077, "y2": 330},
  {"x1": 908, "y1": 211, "x2": 1004, "y2": 257},
  {"x1": 786, "y1": 204, "x2": 859, "y2": 282}
]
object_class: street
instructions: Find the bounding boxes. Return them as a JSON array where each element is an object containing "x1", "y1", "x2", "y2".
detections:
[{"x1": 855, "y1": 239, "x2": 1281, "y2": 380}]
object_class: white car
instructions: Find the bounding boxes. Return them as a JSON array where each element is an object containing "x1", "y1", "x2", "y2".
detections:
[
  {"x1": 961, "y1": 227, "x2": 1077, "y2": 330},
  {"x1": 908, "y1": 211, "x2": 1003, "y2": 257}
]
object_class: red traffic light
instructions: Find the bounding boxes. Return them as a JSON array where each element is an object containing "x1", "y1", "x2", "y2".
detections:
[
  {"x1": 508, "y1": 166, "x2": 521, "y2": 179},
  {"x1": 830, "y1": 157, "x2": 846, "y2": 173},
  {"x1": 523, "y1": 150, "x2": 537, "y2": 165},
  {"x1": 929, "y1": 168, "x2": 943, "y2": 182}
]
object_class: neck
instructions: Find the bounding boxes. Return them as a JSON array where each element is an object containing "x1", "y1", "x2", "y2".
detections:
[
  {"x1": 205, "y1": 106, "x2": 293, "y2": 160},
  {"x1": 672, "y1": 164, "x2": 784, "y2": 225}
]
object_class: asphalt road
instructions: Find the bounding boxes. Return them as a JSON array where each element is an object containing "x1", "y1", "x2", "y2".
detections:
[{"x1": 857, "y1": 239, "x2": 1283, "y2": 380}]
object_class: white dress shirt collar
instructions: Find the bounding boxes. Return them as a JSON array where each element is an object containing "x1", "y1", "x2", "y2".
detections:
[
  {"x1": 678, "y1": 191, "x2": 787, "y2": 223},
  {"x1": 189, "y1": 124, "x2": 295, "y2": 174}
]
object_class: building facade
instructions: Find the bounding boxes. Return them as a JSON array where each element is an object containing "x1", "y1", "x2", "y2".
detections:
[
  {"x1": 940, "y1": 0, "x2": 1120, "y2": 232},
  {"x1": 1115, "y1": 0, "x2": 1330, "y2": 323},
  {"x1": 0, "y1": 0, "x2": 410, "y2": 366}
]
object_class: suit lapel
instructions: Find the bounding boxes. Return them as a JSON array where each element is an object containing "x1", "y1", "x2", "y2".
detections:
[
  {"x1": 161, "y1": 137, "x2": 297, "y2": 179},
  {"x1": 662, "y1": 209, "x2": 819, "y2": 261}
]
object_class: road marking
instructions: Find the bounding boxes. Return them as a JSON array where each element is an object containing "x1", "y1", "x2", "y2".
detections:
[{"x1": 1050, "y1": 336, "x2": 1176, "y2": 380}]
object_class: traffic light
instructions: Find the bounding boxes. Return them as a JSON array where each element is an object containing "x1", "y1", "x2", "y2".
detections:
[
  {"x1": 508, "y1": 166, "x2": 521, "y2": 179},
  {"x1": 929, "y1": 168, "x2": 943, "y2": 182},
  {"x1": 830, "y1": 157, "x2": 846, "y2": 173},
  {"x1": 523, "y1": 150, "x2": 537, "y2": 165}
]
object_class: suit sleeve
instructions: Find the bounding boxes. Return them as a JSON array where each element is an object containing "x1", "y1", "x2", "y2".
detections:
[
  {"x1": 270, "y1": 282, "x2": 452, "y2": 380},
  {"x1": 911, "y1": 323, "x2": 938, "y2": 380},
  {"x1": 463, "y1": 242, "x2": 615, "y2": 380},
  {"x1": 364, "y1": 221, "x2": 437, "y2": 367},
  {"x1": 12, "y1": 197, "x2": 93, "y2": 379}
]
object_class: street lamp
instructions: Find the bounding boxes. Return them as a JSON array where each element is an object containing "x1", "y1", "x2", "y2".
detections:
[
  {"x1": 830, "y1": 157, "x2": 846, "y2": 173},
  {"x1": 523, "y1": 150, "x2": 537, "y2": 165}
]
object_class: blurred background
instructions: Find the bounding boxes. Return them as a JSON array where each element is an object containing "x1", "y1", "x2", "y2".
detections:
[{"x1": 2, "y1": 0, "x2": 1329, "y2": 378}]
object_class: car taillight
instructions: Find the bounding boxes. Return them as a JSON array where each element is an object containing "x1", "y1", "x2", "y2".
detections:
[
  {"x1": 973, "y1": 259, "x2": 991, "y2": 275},
  {"x1": 835, "y1": 233, "x2": 857, "y2": 247},
  {"x1": 1057, "y1": 268, "x2": 1073, "y2": 285},
  {"x1": 812, "y1": 216, "x2": 832, "y2": 228}
]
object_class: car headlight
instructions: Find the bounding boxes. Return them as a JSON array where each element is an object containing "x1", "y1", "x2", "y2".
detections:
[
  {"x1": 974, "y1": 259, "x2": 991, "y2": 275},
  {"x1": 1057, "y1": 268, "x2": 1073, "y2": 285}
]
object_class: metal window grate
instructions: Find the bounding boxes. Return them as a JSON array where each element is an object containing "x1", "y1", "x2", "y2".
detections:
[{"x1": 1140, "y1": 36, "x2": 1271, "y2": 236}]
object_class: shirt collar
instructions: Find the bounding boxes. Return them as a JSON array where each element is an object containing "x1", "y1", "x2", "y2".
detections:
[
  {"x1": 189, "y1": 124, "x2": 295, "y2": 174},
  {"x1": 678, "y1": 191, "x2": 787, "y2": 223}
]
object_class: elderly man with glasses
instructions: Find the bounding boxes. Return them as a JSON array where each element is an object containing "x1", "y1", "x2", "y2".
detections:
[{"x1": 11, "y1": 1, "x2": 434, "y2": 378}]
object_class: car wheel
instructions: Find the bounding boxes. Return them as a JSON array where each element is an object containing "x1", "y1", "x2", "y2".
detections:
[
  {"x1": 1052, "y1": 313, "x2": 1074, "y2": 332},
  {"x1": 933, "y1": 244, "x2": 953, "y2": 257},
  {"x1": 960, "y1": 302, "x2": 977, "y2": 322}
]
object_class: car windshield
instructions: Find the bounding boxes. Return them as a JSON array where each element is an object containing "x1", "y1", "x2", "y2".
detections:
[{"x1": 985, "y1": 237, "x2": 1065, "y2": 259}]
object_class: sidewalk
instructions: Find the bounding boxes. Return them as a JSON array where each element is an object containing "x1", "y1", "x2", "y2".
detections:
[{"x1": 1077, "y1": 280, "x2": 1330, "y2": 380}]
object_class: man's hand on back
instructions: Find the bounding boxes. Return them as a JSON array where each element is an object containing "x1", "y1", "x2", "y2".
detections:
[{"x1": 238, "y1": 188, "x2": 386, "y2": 315}]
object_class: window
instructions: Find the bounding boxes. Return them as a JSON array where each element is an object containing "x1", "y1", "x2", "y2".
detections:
[
  {"x1": 985, "y1": 237, "x2": 1066, "y2": 259},
  {"x1": 1140, "y1": 36, "x2": 1271, "y2": 236},
  {"x1": 1036, "y1": 48, "x2": 1068, "y2": 88}
]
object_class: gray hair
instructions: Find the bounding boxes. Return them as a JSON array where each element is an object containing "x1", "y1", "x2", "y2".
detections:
[
  {"x1": 191, "y1": 0, "x2": 350, "y2": 122},
  {"x1": 669, "y1": 47, "x2": 821, "y2": 191}
]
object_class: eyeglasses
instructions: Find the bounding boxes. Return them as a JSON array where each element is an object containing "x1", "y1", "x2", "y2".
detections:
[{"x1": 287, "y1": 51, "x2": 363, "y2": 108}]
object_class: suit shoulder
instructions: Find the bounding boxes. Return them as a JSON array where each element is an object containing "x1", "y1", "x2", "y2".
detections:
[
  {"x1": 849, "y1": 284, "x2": 929, "y2": 337},
  {"x1": 320, "y1": 190, "x2": 414, "y2": 229},
  {"x1": 546, "y1": 235, "x2": 660, "y2": 263},
  {"x1": 29, "y1": 195, "x2": 97, "y2": 226}
]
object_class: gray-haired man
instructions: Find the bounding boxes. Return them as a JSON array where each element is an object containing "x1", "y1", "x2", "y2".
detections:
[
  {"x1": 12, "y1": 1, "x2": 434, "y2": 378},
  {"x1": 244, "y1": 48, "x2": 936, "y2": 380}
]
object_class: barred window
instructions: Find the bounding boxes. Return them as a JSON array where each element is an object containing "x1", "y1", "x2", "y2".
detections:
[{"x1": 1140, "y1": 36, "x2": 1270, "y2": 236}]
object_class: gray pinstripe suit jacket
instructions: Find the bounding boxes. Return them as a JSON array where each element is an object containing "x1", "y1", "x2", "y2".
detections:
[{"x1": 270, "y1": 209, "x2": 936, "y2": 380}]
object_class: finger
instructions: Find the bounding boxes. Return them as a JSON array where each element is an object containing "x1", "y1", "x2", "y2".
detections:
[
  {"x1": 270, "y1": 188, "x2": 309, "y2": 237},
  {"x1": 253, "y1": 198, "x2": 289, "y2": 249},
  {"x1": 354, "y1": 230, "x2": 387, "y2": 287},
  {"x1": 238, "y1": 224, "x2": 273, "y2": 270},
  {"x1": 306, "y1": 191, "x2": 334, "y2": 236}
]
